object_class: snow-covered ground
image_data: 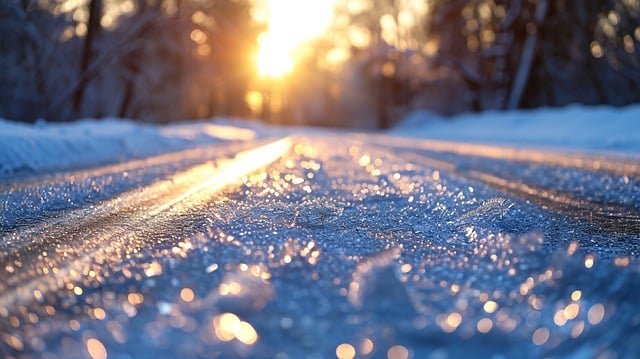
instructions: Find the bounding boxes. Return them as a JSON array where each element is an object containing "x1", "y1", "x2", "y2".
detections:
[
  {"x1": 2, "y1": 106, "x2": 640, "y2": 358},
  {"x1": 2, "y1": 104, "x2": 639, "y2": 178},
  {"x1": 392, "y1": 104, "x2": 640, "y2": 154},
  {"x1": 0, "y1": 118, "x2": 273, "y2": 178}
]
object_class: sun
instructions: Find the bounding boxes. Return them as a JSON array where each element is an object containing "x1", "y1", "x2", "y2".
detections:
[
  {"x1": 254, "y1": 0, "x2": 334, "y2": 77},
  {"x1": 257, "y1": 34, "x2": 294, "y2": 77}
]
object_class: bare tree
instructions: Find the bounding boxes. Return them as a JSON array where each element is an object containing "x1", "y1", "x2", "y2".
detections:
[{"x1": 422, "y1": 0, "x2": 640, "y2": 114}]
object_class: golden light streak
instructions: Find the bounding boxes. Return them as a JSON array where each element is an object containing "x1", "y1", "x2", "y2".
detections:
[
  {"x1": 148, "y1": 138, "x2": 292, "y2": 216},
  {"x1": 0, "y1": 139, "x2": 291, "y2": 312}
]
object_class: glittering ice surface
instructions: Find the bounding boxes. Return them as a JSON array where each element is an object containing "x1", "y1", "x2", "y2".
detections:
[{"x1": 1, "y1": 135, "x2": 639, "y2": 359}]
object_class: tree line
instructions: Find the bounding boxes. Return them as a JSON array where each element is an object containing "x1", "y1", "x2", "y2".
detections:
[
  {"x1": 1, "y1": 0, "x2": 258, "y2": 123},
  {"x1": 311, "y1": 0, "x2": 640, "y2": 128},
  {"x1": 1, "y1": 0, "x2": 639, "y2": 127}
]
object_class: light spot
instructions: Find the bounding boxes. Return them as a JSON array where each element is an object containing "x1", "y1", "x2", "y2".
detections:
[
  {"x1": 191, "y1": 10, "x2": 206, "y2": 24},
  {"x1": 127, "y1": 293, "x2": 144, "y2": 305},
  {"x1": 571, "y1": 320, "x2": 585, "y2": 338},
  {"x1": 219, "y1": 282, "x2": 243, "y2": 296},
  {"x1": 360, "y1": 338, "x2": 374, "y2": 355},
  {"x1": 477, "y1": 318, "x2": 493, "y2": 333},
  {"x1": 93, "y1": 308, "x2": 106, "y2": 320},
  {"x1": 359, "y1": 155, "x2": 371, "y2": 167},
  {"x1": 190, "y1": 29, "x2": 207, "y2": 44},
  {"x1": 590, "y1": 41, "x2": 603, "y2": 58},
  {"x1": 69, "y1": 320, "x2": 80, "y2": 331},
  {"x1": 532, "y1": 327, "x2": 549, "y2": 345},
  {"x1": 235, "y1": 321, "x2": 258, "y2": 345},
  {"x1": 387, "y1": 345, "x2": 409, "y2": 359},
  {"x1": 571, "y1": 290, "x2": 582, "y2": 301},
  {"x1": 3, "y1": 334, "x2": 23, "y2": 351},
  {"x1": 564, "y1": 303, "x2": 580, "y2": 320},
  {"x1": 381, "y1": 61, "x2": 396, "y2": 77},
  {"x1": 588, "y1": 304, "x2": 605, "y2": 325},
  {"x1": 214, "y1": 313, "x2": 240, "y2": 342},
  {"x1": 446, "y1": 312, "x2": 462, "y2": 330},
  {"x1": 336, "y1": 343, "x2": 356, "y2": 359},
  {"x1": 86, "y1": 338, "x2": 107, "y2": 359},
  {"x1": 584, "y1": 254, "x2": 595, "y2": 268},
  {"x1": 145, "y1": 262, "x2": 162, "y2": 277},
  {"x1": 206, "y1": 263, "x2": 219, "y2": 273},
  {"x1": 483, "y1": 300, "x2": 498, "y2": 314},
  {"x1": 614, "y1": 256, "x2": 630, "y2": 267},
  {"x1": 180, "y1": 288, "x2": 195, "y2": 302},
  {"x1": 554, "y1": 310, "x2": 567, "y2": 326},
  {"x1": 400, "y1": 264, "x2": 412, "y2": 273},
  {"x1": 213, "y1": 313, "x2": 258, "y2": 345},
  {"x1": 566, "y1": 241, "x2": 578, "y2": 255}
]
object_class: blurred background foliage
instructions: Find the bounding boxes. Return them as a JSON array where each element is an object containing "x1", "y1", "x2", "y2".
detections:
[{"x1": 1, "y1": 0, "x2": 639, "y2": 128}]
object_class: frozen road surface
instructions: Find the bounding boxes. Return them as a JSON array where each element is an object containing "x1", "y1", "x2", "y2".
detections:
[{"x1": 1, "y1": 133, "x2": 639, "y2": 358}]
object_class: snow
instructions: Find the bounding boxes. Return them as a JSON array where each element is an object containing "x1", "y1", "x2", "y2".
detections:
[
  {"x1": 0, "y1": 117, "x2": 273, "y2": 178},
  {"x1": 391, "y1": 104, "x2": 640, "y2": 154},
  {"x1": 2, "y1": 104, "x2": 638, "y2": 179},
  {"x1": 1, "y1": 106, "x2": 639, "y2": 358}
]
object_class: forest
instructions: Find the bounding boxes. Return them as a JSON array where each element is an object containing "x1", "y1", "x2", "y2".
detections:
[{"x1": 1, "y1": 0, "x2": 639, "y2": 129}]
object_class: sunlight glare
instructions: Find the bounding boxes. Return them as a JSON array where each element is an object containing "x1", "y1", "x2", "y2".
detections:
[{"x1": 256, "y1": 0, "x2": 334, "y2": 77}]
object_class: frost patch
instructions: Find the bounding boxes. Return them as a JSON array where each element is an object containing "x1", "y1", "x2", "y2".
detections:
[
  {"x1": 294, "y1": 199, "x2": 344, "y2": 227},
  {"x1": 348, "y1": 248, "x2": 416, "y2": 318},
  {"x1": 453, "y1": 197, "x2": 514, "y2": 226}
]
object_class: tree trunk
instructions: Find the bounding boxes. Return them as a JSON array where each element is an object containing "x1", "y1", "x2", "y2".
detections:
[
  {"x1": 507, "y1": 0, "x2": 547, "y2": 109},
  {"x1": 72, "y1": 0, "x2": 102, "y2": 116}
]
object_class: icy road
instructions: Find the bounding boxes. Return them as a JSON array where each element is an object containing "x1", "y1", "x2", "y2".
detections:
[{"x1": 1, "y1": 134, "x2": 640, "y2": 359}]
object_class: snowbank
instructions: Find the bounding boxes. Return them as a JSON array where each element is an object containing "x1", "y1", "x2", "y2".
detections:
[
  {"x1": 2, "y1": 104, "x2": 639, "y2": 178},
  {"x1": 0, "y1": 118, "x2": 267, "y2": 178},
  {"x1": 392, "y1": 104, "x2": 640, "y2": 154}
]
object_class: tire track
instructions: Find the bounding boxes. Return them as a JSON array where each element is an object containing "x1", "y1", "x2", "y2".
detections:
[
  {"x1": 0, "y1": 138, "x2": 291, "y2": 307},
  {"x1": 390, "y1": 147, "x2": 640, "y2": 235}
]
